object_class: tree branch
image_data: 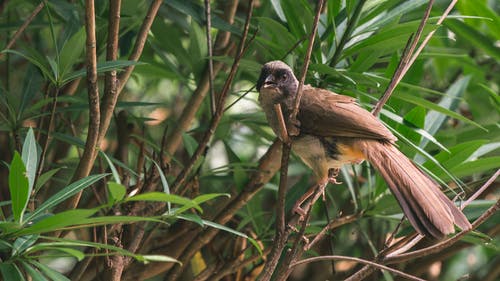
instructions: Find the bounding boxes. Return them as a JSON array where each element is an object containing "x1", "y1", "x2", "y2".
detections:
[
  {"x1": 66, "y1": 0, "x2": 101, "y2": 209},
  {"x1": 293, "y1": 256, "x2": 425, "y2": 281}
]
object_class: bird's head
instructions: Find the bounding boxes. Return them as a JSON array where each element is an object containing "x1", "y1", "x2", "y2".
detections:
[{"x1": 256, "y1": 61, "x2": 298, "y2": 96}]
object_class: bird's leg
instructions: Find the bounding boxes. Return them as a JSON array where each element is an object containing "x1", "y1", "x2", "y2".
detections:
[{"x1": 328, "y1": 168, "x2": 342, "y2": 185}]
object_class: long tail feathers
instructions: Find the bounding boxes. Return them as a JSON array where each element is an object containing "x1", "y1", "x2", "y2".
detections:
[{"x1": 357, "y1": 140, "x2": 471, "y2": 238}]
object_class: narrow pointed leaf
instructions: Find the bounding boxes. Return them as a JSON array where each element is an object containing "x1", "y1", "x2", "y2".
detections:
[
  {"x1": 25, "y1": 174, "x2": 107, "y2": 222},
  {"x1": 9, "y1": 152, "x2": 30, "y2": 223},
  {"x1": 22, "y1": 128, "x2": 38, "y2": 192}
]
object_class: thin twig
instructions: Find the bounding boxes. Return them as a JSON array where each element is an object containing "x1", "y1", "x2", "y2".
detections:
[
  {"x1": 204, "y1": 0, "x2": 216, "y2": 115},
  {"x1": 384, "y1": 198, "x2": 499, "y2": 264},
  {"x1": 257, "y1": 142, "x2": 291, "y2": 281},
  {"x1": 99, "y1": 0, "x2": 161, "y2": 149},
  {"x1": 305, "y1": 212, "x2": 361, "y2": 251},
  {"x1": 116, "y1": 0, "x2": 162, "y2": 94},
  {"x1": 101, "y1": 0, "x2": 122, "y2": 140},
  {"x1": 292, "y1": 256, "x2": 425, "y2": 281},
  {"x1": 34, "y1": 87, "x2": 59, "y2": 189},
  {"x1": 402, "y1": 0, "x2": 458, "y2": 75},
  {"x1": 66, "y1": 0, "x2": 101, "y2": 209},
  {"x1": 291, "y1": 0, "x2": 326, "y2": 120},
  {"x1": 275, "y1": 184, "x2": 325, "y2": 281},
  {"x1": 170, "y1": 0, "x2": 255, "y2": 195},
  {"x1": 273, "y1": 104, "x2": 290, "y2": 143},
  {"x1": 464, "y1": 169, "x2": 499, "y2": 206},
  {"x1": 372, "y1": 0, "x2": 434, "y2": 116},
  {"x1": 0, "y1": 1, "x2": 44, "y2": 57},
  {"x1": 102, "y1": 3, "x2": 124, "y2": 272}
]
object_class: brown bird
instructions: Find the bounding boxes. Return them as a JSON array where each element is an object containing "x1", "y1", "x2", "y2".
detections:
[{"x1": 256, "y1": 60, "x2": 471, "y2": 239}]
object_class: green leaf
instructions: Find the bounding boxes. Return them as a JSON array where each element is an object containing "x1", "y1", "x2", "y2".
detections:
[
  {"x1": 152, "y1": 159, "x2": 171, "y2": 211},
  {"x1": 35, "y1": 168, "x2": 62, "y2": 192},
  {"x1": 26, "y1": 246, "x2": 85, "y2": 261},
  {"x1": 9, "y1": 152, "x2": 30, "y2": 223},
  {"x1": 450, "y1": 157, "x2": 500, "y2": 178},
  {"x1": 200, "y1": 219, "x2": 262, "y2": 255},
  {"x1": 107, "y1": 182, "x2": 126, "y2": 203},
  {"x1": 125, "y1": 192, "x2": 202, "y2": 213},
  {"x1": 47, "y1": 56, "x2": 59, "y2": 82},
  {"x1": 271, "y1": 0, "x2": 286, "y2": 22},
  {"x1": 428, "y1": 141, "x2": 486, "y2": 168},
  {"x1": 0, "y1": 263, "x2": 25, "y2": 281},
  {"x1": 12, "y1": 234, "x2": 39, "y2": 256},
  {"x1": 20, "y1": 262, "x2": 48, "y2": 281},
  {"x1": 152, "y1": 160, "x2": 170, "y2": 194},
  {"x1": 421, "y1": 76, "x2": 470, "y2": 149},
  {"x1": 223, "y1": 141, "x2": 247, "y2": 189},
  {"x1": 356, "y1": 0, "x2": 427, "y2": 33},
  {"x1": 22, "y1": 127, "x2": 38, "y2": 192},
  {"x1": 100, "y1": 151, "x2": 121, "y2": 184},
  {"x1": 401, "y1": 107, "x2": 425, "y2": 146},
  {"x1": 76, "y1": 215, "x2": 165, "y2": 226},
  {"x1": 58, "y1": 27, "x2": 85, "y2": 80},
  {"x1": 30, "y1": 261, "x2": 71, "y2": 281},
  {"x1": 16, "y1": 209, "x2": 98, "y2": 236},
  {"x1": 381, "y1": 109, "x2": 449, "y2": 153},
  {"x1": 280, "y1": 0, "x2": 313, "y2": 38},
  {"x1": 25, "y1": 174, "x2": 108, "y2": 223},
  {"x1": 18, "y1": 66, "x2": 44, "y2": 120},
  {"x1": 192, "y1": 193, "x2": 231, "y2": 205},
  {"x1": 1, "y1": 49, "x2": 55, "y2": 84},
  {"x1": 61, "y1": 60, "x2": 144, "y2": 85},
  {"x1": 178, "y1": 214, "x2": 262, "y2": 254},
  {"x1": 395, "y1": 91, "x2": 485, "y2": 130},
  {"x1": 38, "y1": 236, "x2": 175, "y2": 264},
  {"x1": 182, "y1": 133, "x2": 198, "y2": 157},
  {"x1": 444, "y1": 19, "x2": 500, "y2": 61},
  {"x1": 345, "y1": 20, "x2": 436, "y2": 57},
  {"x1": 188, "y1": 20, "x2": 207, "y2": 76}
]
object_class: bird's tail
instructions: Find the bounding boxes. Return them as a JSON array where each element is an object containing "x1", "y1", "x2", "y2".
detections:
[{"x1": 356, "y1": 140, "x2": 471, "y2": 238}]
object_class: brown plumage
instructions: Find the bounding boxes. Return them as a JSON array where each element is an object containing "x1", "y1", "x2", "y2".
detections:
[{"x1": 257, "y1": 60, "x2": 471, "y2": 238}]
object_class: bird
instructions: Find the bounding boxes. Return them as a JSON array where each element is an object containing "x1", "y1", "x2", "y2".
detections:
[{"x1": 256, "y1": 60, "x2": 471, "y2": 239}]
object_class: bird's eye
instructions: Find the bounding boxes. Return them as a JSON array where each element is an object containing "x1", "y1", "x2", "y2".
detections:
[{"x1": 281, "y1": 73, "x2": 288, "y2": 80}]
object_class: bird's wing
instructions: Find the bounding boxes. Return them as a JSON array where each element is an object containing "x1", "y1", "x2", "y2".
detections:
[{"x1": 297, "y1": 85, "x2": 396, "y2": 141}]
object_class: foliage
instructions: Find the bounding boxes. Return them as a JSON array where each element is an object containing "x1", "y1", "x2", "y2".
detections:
[{"x1": 0, "y1": 0, "x2": 498, "y2": 280}]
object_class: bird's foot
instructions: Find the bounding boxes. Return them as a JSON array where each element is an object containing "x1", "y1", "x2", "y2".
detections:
[{"x1": 328, "y1": 168, "x2": 342, "y2": 185}]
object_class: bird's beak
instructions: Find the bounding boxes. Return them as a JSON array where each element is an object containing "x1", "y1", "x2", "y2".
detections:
[{"x1": 263, "y1": 75, "x2": 277, "y2": 88}]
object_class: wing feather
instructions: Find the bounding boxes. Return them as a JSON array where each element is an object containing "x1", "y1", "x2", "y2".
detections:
[{"x1": 298, "y1": 85, "x2": 396, "y2": 142}]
